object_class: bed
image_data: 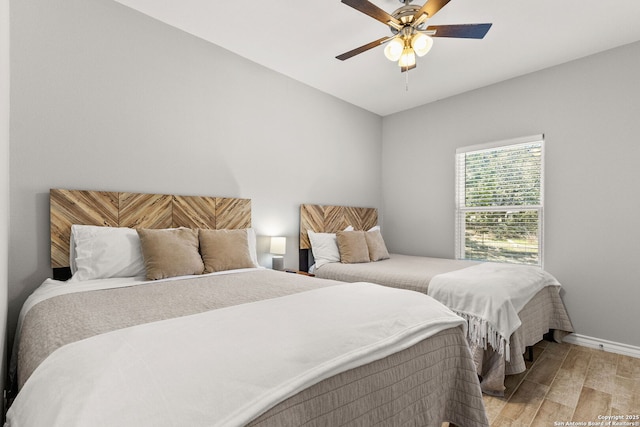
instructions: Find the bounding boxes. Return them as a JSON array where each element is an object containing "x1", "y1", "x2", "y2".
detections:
[
  {"x1": 5, "y1": 189, "x2": 489, "y2": 427},
  {"x1": 299, "y1": 203, "x2": 574, "y2": 396}
]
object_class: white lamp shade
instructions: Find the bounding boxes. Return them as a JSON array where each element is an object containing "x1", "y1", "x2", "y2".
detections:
[
  {"x1": 411, "y1": 33, "x2": 433, "y2": 57},
  {"x1": 384, "y1": 38, "x2": 404, "y2": 62},
  {"x1": 270, "y1": 236, "x2": 286, "y2": 255}
]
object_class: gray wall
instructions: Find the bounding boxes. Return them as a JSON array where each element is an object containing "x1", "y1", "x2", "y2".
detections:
[
  {"x1": 1, "y1": 0, "x2": 10, "y2": 411},
  {"x1": 382, "y1": 41, "x2": 640, "y2": 347},
  {"x1": 8, "y1": 0, "x2": 382, "y2": 341}
]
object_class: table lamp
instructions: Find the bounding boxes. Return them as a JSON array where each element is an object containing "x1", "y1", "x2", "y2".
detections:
[{"x1": 270, "y1": 236, "x2": 286, "y2": 271}]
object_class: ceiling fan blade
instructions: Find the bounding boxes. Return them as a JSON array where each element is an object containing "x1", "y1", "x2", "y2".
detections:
[
  {"x1": 412, "y1": 0, "x2": 451, "y2": 24},
  {"x1": 341, "y1": 0, "x2": 402, "y2": 28},
  {"x1": 336, "y1": 36, "x2": 392, "y2": 61},
  {"x1": 426, "y1": 23, "x2": 492, "y2": 39}
]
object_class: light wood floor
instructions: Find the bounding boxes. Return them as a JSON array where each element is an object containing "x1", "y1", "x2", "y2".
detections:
[{"x1": 482, "y1": 340, "x2": 640, "y2": 426}]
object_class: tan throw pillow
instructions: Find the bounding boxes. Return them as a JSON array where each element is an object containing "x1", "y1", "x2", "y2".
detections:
[
  {"x1": 365, "y1": 229, "x2": 390, "y2": 261},
  {"x1": 199, "y1": 229, "x2": 256, "y2": 273},
  {"x1": 336, "y1": 230, "x2": 370, "y2": 264},
  {"x1": 137, "y1": 228, "x2": 204, "y2": 280}
]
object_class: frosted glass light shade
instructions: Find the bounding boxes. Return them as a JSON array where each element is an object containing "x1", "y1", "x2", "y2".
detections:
[
  {"x1": 398, "y1": 47, "x2": 416, "y2": 68},
  {"x1": 270, "y1": 236, "x2": 286, "y2": 255},
  {"x1": 384, "y1": 38, "x2": 404, "y2": 61},
  {"x1": 411, "y1": 33, "x2": 433, "y2": 57}
]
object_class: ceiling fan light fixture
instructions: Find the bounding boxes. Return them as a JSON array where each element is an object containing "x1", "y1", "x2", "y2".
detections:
[
  {"x1": 384, "y1": 37, "x2": 404, "y2": 61},
  {"x1": 397, "y1": 46, "x2": 416, "y2": 68},
  {"x1": 335, "y1": 0, "x2": 492, "y2": 75},
  {"x1": 411, "y1": 32, "x2": 433, "y2": 57}
]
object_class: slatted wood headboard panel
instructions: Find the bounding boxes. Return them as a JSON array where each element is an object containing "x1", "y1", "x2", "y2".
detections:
[
  {"x1": 50, "y1": 189, "x2": 251, "y2": 268},
  {"x1": 299, "y1": 204, "x2": 378, "y2": 250}
]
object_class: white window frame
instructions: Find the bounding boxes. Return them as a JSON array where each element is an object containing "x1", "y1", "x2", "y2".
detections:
[{"x1": 455, "y1": 134, "x2": 545, "y2": 267}]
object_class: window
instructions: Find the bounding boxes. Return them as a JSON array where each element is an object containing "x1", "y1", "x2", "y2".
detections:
[{"x1": 455, "y1": 135, "x2": 544, "y2": 266}]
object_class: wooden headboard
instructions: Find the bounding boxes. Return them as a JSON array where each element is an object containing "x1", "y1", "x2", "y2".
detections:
[
  {"x1": 299, "y1": 204, "x2": 377, "y2": 270},
  {"x1": 50, "y1": 189, "x2": 251, "y2": 271}
]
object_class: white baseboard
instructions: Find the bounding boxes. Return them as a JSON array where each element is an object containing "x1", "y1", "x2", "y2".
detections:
[{"x1": 563, "y1": 333, "x2": 640, "y2": 358}]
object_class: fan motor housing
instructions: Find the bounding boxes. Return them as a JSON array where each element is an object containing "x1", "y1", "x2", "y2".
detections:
[{"x1": 390, "y1": 4, "x2": 425, "y2": 32}]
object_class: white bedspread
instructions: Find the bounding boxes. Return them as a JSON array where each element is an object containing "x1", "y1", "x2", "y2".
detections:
[
  {"x1": 428, "y1": 262, "x2": 560, "y2": 361},
  {"x1": 6, "y1": 282, "x2": 465, "y2": 427},
  {"x1": 7, "y1": 267, "x2": 266, "y2": 387}
]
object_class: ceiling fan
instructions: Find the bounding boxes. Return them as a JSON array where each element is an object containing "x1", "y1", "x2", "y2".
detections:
[{"x1": 336, "y1": 0, "x2": 492, "y2": 72}]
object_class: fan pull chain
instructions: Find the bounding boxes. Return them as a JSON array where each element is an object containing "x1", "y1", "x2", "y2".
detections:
[{"x1": 405, "y1": 69, "x2": 409, "y2": 91}]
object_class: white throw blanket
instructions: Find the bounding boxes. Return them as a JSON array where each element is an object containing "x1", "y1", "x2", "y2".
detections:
[
  {"x1": 428, "y1": 262, "x2": 560, "y2": 360},
  {"x1": 6, "y1": 282, "x2": 465, "y2": 427}
]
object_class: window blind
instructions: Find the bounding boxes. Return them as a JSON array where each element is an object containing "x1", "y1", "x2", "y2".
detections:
[{"x1": 455, "y1": 135, "x2": 544, "y2": 266}]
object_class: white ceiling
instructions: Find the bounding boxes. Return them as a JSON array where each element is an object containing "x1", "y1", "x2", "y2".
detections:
[{"x1": 114, "y1": 0, "x2": 640, "y2": 116}]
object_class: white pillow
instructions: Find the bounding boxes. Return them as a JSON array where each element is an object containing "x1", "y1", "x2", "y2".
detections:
[
  {"x1": 246, "y1": 228, "x2": 259, "y2": 267},
  {"x1": 307, "y1": 226, "x2": 354, "y2": 269},
  {"x1": 69, "y1": 224, "x2": 146, "y2": 281}
]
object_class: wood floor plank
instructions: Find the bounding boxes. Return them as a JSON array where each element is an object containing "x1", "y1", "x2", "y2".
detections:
[
  {"x1": 530, "y1": 399, "x2": 575, "y2": 426},
  {"x1": 572, "y1": 387, "x2": 612, "y2": 422},
  {"x1": 540, "y1": 341, "x2": 572, "y2": 360},
  {"x1": 584, "y1": 351, "x2": 619, "y2": 394},
  {"x1": 612, "y1": 375, "x2": 640, "y2": 414},
  {"x1": 482, "y1": 395, "x2": 507, "y2": 424},
  {"x1": 498, "y1": 380, "x2": 548, "y2": 423},
  {"x1": 488, "y1": 415, "x2": 520, "y2": 426},
  {"x1": 617, "y1": 354, "x2": 640, "y2": 380},
  {"x1": 503, "y1": 370, "x2": 528, "y2": 400},
  {"x1": 561, "y1": 346, "x2": 592, "y2": 375},
  {"x1": 527, "y1": 352, "x2": 564, "y2": 386},
  {"x1": 546, "y1": 367, "x2": 585, "y2": 408}
]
